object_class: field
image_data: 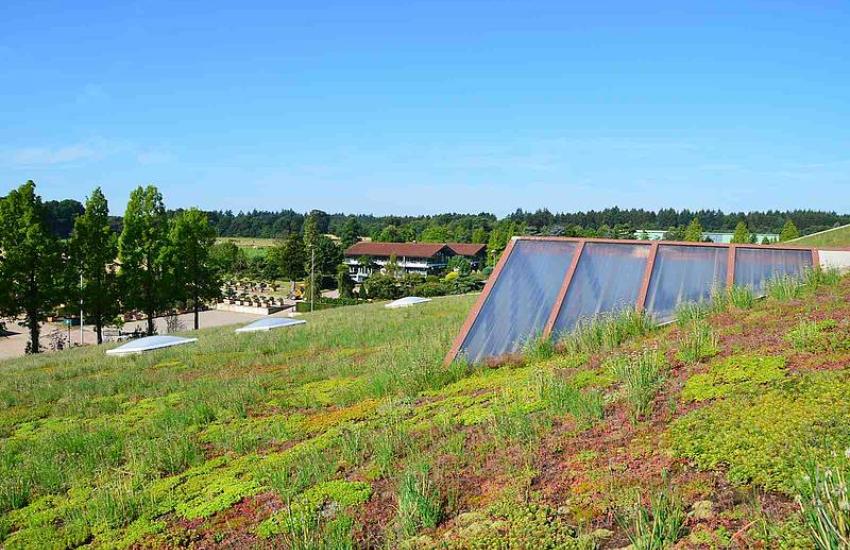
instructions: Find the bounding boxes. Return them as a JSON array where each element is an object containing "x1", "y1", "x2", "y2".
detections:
[
  {"x1": 2, "y1": 275, "x2": 850, "y2": 548},
  {"x1": 216, "y1": 237, "x2": 277, "y2": 258},
  {"x1": 790, "y1": 223, "x2": 850, "y2": 247}
]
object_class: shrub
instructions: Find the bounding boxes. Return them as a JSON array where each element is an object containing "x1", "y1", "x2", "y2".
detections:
[
  {"x1": 295, "y1": 296, "x2": 363, "y2": 313},
  {"x1": 562, "y1": 309, "x2": 655, "y2": 355},
  {"x1": 681, "y1": 355, "x2": 786, "y2": 402},
  {"x1": 608, "y1": 349, "x2": 667, "y2": 423},
  {"x1": 412, "y1": 281, "x2": 451, "y2": 297},
  {"x1": 622, "y1": 486, "x2": 686, "y2": 550},
  {"x1": 397, "y1": 462, "x2": 442, "y2": 537},
  {"x1": 676, "y1": 320, "x2": 719, "y2": 364},
  {"x1": 797, "y1": 458, "x2": 850, "y2": 549}
]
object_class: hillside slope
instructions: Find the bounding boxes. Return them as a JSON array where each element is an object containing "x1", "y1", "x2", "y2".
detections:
[
  {"x1": 790, "y1": 223, "x2": 850, "y2": 247},
  {"x1": 2, "y1": 277, "x2": 850, "y2": 548}
]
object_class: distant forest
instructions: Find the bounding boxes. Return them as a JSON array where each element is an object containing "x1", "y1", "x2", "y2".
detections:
[{"x1": 42, "y1": 199, "x2": 850, "y2": 243}]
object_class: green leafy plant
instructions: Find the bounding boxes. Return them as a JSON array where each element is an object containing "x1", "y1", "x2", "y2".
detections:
[{"x1": 257, "y1": 480, "x2": 371, "y2": 546}]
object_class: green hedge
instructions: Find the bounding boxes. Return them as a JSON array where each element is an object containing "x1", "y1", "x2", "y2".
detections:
[{"x1": 295, "y1": 297, "x2": 363, "y2": 313}]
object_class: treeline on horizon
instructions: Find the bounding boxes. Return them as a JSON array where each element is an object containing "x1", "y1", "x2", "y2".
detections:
[{"x1": 38, "y1": 200, "x2": 850, "y2": 243}]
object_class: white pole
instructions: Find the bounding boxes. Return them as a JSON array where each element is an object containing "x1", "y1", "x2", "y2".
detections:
[
  {"x1": 79, "y1": 273, "x2": 84, "y2": 345},
  {"x1": 310, "y1": 246, "x2": 315, "y2": 312}
]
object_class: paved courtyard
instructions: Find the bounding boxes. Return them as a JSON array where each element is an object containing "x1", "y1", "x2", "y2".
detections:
[{"x1": 0, "y1": 309, "x2": 285, "y2": 362}]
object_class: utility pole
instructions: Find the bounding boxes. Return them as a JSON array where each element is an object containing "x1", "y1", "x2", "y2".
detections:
[
  {"x1": 79, "y1": 273, "x2": 84, "y2": 346},
  {"x1": 310, "y1": 246, "x2": 315, "y2": 312}
]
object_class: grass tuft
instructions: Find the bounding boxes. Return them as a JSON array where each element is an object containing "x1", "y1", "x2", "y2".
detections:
[
  {"x1": 562, "y1": 309, "x2": 656, "y2": 355},
  {"x1": 622, "y1": 485, "x2": 686, "y2": 550},
  {"x1": 534, "y1": 370, "x2": 604, "y2": 426},
  {"x1": 765, "y1": 275, "x2": 804, "y2": 301},
  {"x1": 676, "y1": 320, "x2": 719, "y2": 364},
  {"x1": 608, "y1": 349, "x2": 667, "y2": 423},
  {"x1": 397, "y1": 462, "x2": 442, "y2": 537},
  {"x1": 803, "y1": 267, "x2": 842, "y2": 290},
  {"x1": 797, "y1": 459, "x2": 850, "y2": 549}
]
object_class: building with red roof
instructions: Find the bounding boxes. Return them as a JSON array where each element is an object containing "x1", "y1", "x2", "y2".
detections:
[{"x1": 344, "y1": 241, "x2": 486, "y2": 282}]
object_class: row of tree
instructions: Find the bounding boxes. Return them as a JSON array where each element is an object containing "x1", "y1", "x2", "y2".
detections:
[
  {"x1": 39, "y1": 200, "x2": 846, "y2": 245},
  {"x1": 659, "y1": 218, "x2": 800, "y2": 244},
  {"x1": 0, "y1": 182, "x2": 220, "y2": 353},
  {"x1": 185, "y1": 207, "x2": 840, "y2": 245}
]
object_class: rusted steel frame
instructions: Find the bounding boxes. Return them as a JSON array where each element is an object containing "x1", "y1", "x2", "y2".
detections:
[
  {"x1": 635, "y1": 241, "x2": 660, "y2": 312},
  {"x1": 726, "y1": 245, "x2": 737, "y2": 288},
  {"x1": 443, "y1": 237, "x2": 518, "y2": 365},
  {"x1": 505, "y1": 234, "x2": 837, "y2": 252},
  {"x1": 542, "y1": 240, "x2": 585, "y2": 338}
]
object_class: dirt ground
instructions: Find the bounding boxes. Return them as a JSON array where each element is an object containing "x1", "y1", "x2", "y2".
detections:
[{"x1": 0, "y1": 309, "x2": 279, "y2": 363}]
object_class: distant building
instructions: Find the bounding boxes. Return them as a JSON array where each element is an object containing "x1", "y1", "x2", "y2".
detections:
[
  {"x1": 344, "y1": 242, "x2": 486, "y2": 283},
  {"x1": 637, "y1": 230, "x2": 779, "y2": 244}
]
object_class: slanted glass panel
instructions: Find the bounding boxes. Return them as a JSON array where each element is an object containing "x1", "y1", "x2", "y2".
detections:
[
  {"x1": 551, "y1": 242, "x2": 650, "y2": 338},
  {"x1": 644, "y1": 245, "x2": 728, "y2": 324},
  {"x1": 459, "y1": 239, "x2": 578, "y2": 363},
  {"x1": 733, "y1": 247, "x2": 813, "y2": 295}
]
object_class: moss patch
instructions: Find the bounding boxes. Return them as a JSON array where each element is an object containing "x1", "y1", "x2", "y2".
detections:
[
  {"x1": 671, "y1": 370, "x2": 850, "y2": 492},
  {"x1": 681, "y1": 355, "x2": 786, "y2": 402}
]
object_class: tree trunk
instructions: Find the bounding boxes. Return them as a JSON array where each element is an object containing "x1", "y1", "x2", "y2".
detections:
[
  {"x1": 147, "y1": 313, "x2": 154, "y2": 335},
  {"x1": 28, "y1": 313, "x2": 40, "y2": 354},
  {"x1": 96, "y1": 320, "x2": 103, "y2": 345},
  {"x1": 194, "y1": 303, "x2": 199, "y2": 331}
]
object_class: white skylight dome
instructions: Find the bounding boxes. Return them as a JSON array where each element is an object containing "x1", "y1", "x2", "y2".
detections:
[
  {"x1": 235, "y1": 317, "x2": 306, "y2": 333},
  {"x1": 385, "y1": 296, "x2": 432, "y2": 309},
  {"x1": 106, "y1": 335, "x2": 198, "y2": 356}
]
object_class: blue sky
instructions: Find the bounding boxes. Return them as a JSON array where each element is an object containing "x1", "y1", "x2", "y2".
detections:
[{"x1": 1, "y1": 1, "x2": 849, "y2": 215}]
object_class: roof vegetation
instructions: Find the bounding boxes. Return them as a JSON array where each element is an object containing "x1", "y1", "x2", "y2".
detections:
[
  {"x1": 789, "y1": 223, "x2": 850, "y2": 247},
  {"x1": 1, "y1": 273, "x2": 850, "y2": 547}
]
